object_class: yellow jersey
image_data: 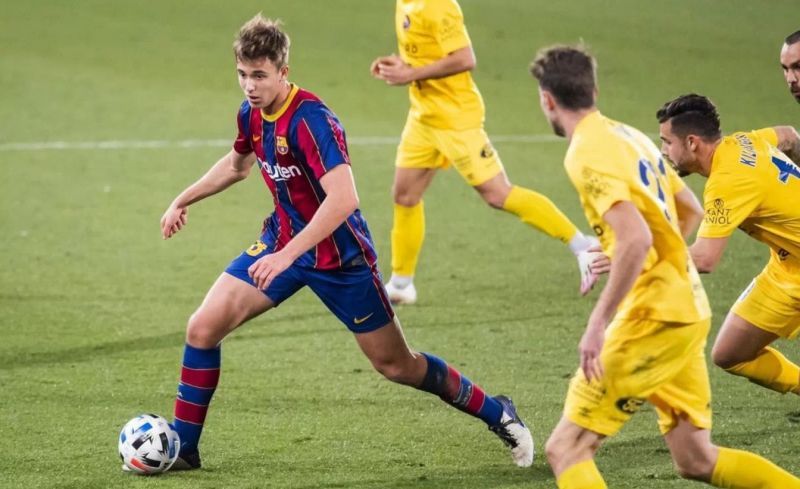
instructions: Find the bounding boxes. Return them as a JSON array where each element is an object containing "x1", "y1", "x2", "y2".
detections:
[
  {"x1": 565, "y1": 111, "x2": 710, "y2": 323},
  {"x1": 699, "y1": 128, "x2": 800, "y2": 274},
  {"x1": 395, "y1": 0, "x2": 484, "y2": 130}
]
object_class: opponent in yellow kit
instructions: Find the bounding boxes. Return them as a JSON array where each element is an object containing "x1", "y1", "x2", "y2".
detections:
[
  {"x1": 658, "y1": 94, "x2": 800, "y2": 399},
  {"x1": 370, "y1": 0, "x2": 596, "y2": 305},
  {"x1": 532, "y1": 46, "x2": 800, "y2": 489}
]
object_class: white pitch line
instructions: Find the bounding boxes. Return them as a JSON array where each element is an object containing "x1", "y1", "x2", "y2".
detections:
[{"x1": 0, "y1": 134, "x2": 565, "y2": 152}]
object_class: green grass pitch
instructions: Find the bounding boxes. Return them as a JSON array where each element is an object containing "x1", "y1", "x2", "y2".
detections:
[{"x1": 1, "y1": 1, "x2": 799, "y2": 487}]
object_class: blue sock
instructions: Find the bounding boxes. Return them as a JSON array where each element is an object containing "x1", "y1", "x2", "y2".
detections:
[
  {"x1": 173, "y1": 344, "x2": 221, "y2": 455},
  {"x1": 418, "y1": 353, "x2": 503, "y2": 425}
]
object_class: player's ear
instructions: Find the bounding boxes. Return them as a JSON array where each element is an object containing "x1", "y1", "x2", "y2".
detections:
[{"x1": 279, "y1": 64, "x2": 289, "y2": 80}]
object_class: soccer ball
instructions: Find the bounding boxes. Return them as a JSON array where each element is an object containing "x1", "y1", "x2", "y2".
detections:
[{"x1": 118, "y1": 414, "x2": 180, "y2": 474}]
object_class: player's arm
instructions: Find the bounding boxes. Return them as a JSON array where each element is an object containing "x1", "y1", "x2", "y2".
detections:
[
  {"x1": 248, "y1": 164, "x2": 359, "y2": 289},
  {"x1": 773, "y1": 125, "x2": 800, "y2": 162},
  {"x1": 689, "y1": 237, "x2": 729, "y2": 273},
  {"x1": 673, "y1": 187, "x2": 704, "y2": 239},
  {"x1": 161, "y1": 150, "x2": 257, "y2": 239},
  {"x1": 580, "y1": 201, "x2": 652, "y2": 381},
  {"x1": 372, "y1": 46, "x2": 475, "y2": 86}
]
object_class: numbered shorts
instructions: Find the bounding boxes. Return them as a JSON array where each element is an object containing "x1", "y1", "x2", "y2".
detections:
[
  {"x1": 224, "y1": 239, "x2": 395, "y2": 333},
  {"x1": 396, "y1": 115, "x2": 504, "y2": 186},
  {"x1": 564, "y1": 318, "x2": 712, "y2": 436},
  {"x1": 733, "y1": 255, "x2": 800, "y2": 339}
]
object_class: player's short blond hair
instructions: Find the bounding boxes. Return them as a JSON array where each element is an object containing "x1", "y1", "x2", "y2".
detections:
[
  {"x1": 530, "y1": 44, "x2": 596, "y2": 110},
  {"x1": 234, "y1": 14, "x2": 290, "y2": 67}
]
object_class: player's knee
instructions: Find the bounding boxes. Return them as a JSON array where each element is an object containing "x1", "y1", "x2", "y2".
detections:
[
  {"x1": 482, "y1": 191, "x2": 507, "y2": 209},
  {"x1": 186, "y1": 312, "x2": 221, "y2": 349},
  {"x1": 710, "y1": 343, "x2": 742, "y2": 370},
  {"x1": 673, "y1": 456, "x2": 715, "y2": 482},
  {"x1": 393, "y1": 189, "x2": 421, "y2": 207},
  {"x1": 545, "y1": 429, "x2": 600, "y2": 470},
  {"x1": 371, "y1": 358, "x2": 414, "y2": 385}
]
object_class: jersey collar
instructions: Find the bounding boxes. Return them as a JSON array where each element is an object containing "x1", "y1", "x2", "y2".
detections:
[{"x1": 261, "y1": 83, "x2": 299, "y2": 122}]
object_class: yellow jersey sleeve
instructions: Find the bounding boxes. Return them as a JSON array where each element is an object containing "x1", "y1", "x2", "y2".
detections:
[
  {"x1": 698, "y1": 143, "x2": 764, "y2": 239},
  {"x1": 753, "y1": 127, "x2": 779, "y2": 147},
  {"x1": 431, "y1": 0, "x2": 471, "y2": 54}
]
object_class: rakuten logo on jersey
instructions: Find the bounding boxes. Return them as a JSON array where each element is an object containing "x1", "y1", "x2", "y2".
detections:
[{"x1": 259, "y1": 158, "x2": 301, "y2": 182}]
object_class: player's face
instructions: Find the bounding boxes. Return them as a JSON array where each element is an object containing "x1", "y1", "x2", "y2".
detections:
[
  {"x1": 780, "y1": 42, "x2": 800, "y2": 103},
  {"x1": 236, "y1": 57, "x2": 289, "y2": 110},
  {"x1": 659, "y1": 120, "x2": 693, "y2": 175},
  {"x1": 538, "y1": 87, "x2": 565, "y2": 137}
]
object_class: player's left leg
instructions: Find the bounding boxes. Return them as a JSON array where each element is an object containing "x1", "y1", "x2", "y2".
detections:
[
  {"x1": 712, "y1": 265, "x2": 800, "y2": 394},
  {"x1": 307, "y1": 263, "x2": 533, "y2": 466},
  {"x1": 711, "y1": 312, "x2": 800, "y2": 393},
  {"x1": 354, "y1": 319, "x2": 534, "y2": 467},
  {"x1": 441, "y1": 127, "x2": 597, "y2": 292},
  {"x1": 663, "y1": 416, "x2": 800, "y2": 488}
]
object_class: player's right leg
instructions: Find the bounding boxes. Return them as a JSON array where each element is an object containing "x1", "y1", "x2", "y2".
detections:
[
  {"x1": 386, "y1": 116, "x2": 442, "y2": 305},
  {"x1": 545, "y1": 418, "x2": 607, "y2": 489},
  {"x1": 170, "y1": 272, "x2": 275, "y2": 470},
  {"x1": 169, "y1": 238, "x2": 303, "y2": 471},
  {"x1": 711, "y1": 263, "x2": 800, "y2": 394}
]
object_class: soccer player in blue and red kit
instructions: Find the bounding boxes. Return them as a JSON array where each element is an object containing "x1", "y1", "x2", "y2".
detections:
[{"x1": 154, "y1": 14, "x2": 533, "y2": 472}]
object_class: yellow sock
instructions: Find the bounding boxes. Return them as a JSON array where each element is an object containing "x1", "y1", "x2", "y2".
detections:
[
  {"x1": 391, "y1": 202, "x2": 425, "y2": 277},
  {"x1": 557, "y1": 460, "x2": 607, "y2": 489},
  {"x1": 502, "y1": 185, "x2": 579, "y2": 243},
  {"x1": 726, "y1": 347, "x2": 800, "y2": 393},
  {"x1": 711, "y1": 447, "x2": 800, "y2": 488}
]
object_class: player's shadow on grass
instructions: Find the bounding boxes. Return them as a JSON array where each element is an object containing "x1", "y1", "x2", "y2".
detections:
[
  {"x1": 290, "y1": 464, "x2": 554, "y2": 489},
  {"x1": 0, "y1": 310, "x2": 332, "y2": 370}
]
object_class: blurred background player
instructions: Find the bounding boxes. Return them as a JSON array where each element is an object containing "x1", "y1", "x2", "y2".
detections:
[
  {"x1": 157, "y1": 14, "x2": 533, "y2": 471},
  {"x1": 370, "y1": 0, "x2": 597, "y2": 305},
  {"x1": 531, "y1": 45, "x2": 800, "y2": 489},
  {"x1": 781, "y1": 30, "x2": 800, "y2": 104},
  {"x1": 657, "y1": 94, "x2": 800, "y2": 399}
]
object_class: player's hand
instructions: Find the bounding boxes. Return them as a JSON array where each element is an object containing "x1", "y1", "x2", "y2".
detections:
[
  {"x1": 160, "y1": 204, "x2": 188, "y2": 239},
  {"x1": 588, "y1": 245, "x2": 611, "y2": 275},
  {"x1": 375, "y1": 55, "x2": 415, "y2": 85},
  {"x1": 247, "y1": 250, "x2": 294, "y2": 290},
  {"x1": 579, "y1": 319, "x2": 605, "y2": 382},
  {"x1": 370, "y1": 55, "x2": 393, "y2": 79},
  {"x1": 575, "y1": 239, "x2": 602, "y2": 296}
]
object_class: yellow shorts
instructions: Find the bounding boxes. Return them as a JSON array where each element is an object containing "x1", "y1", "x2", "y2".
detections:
[
  {"x1": 733, "y1": 256, "x2": 800, "y2": 339},
  {"x1": 395, "y1": 115, "x2": 504, "y2": 186},
  {"x1": 564, "y1": 318, "x2": 712, "y2": 436}
]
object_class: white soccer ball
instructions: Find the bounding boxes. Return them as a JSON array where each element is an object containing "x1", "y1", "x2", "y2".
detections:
[{"x1": 118, "y1": 414, "x2": 180, "y2": 475}]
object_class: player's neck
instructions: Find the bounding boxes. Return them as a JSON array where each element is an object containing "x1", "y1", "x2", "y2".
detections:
[
  {"x1": 697, "y1": 139, "x2": 721, "y2": 177},
  {"x1": 264, "y1": 81, "x2": 293, "y2": 116},
  {"x1": 563, "y1": 108, "x2": 598, "y2": 141}
]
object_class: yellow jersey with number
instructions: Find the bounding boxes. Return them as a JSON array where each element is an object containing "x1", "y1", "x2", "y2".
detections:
[
  {"x1": 565, "y1": 111, "x2": 710, "y2": 323},
  {"x1": 395, "y1": 0, "x2": 484, "y2": 130},
  {"x1": 699, "y1": 128, "x2": 800, "y2": 274}
]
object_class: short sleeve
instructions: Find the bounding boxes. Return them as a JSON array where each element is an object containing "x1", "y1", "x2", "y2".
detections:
[
  {"x1": 698, "y1": 170, "x2": 763, "y2": 238},
  {"x1": 571, "y1": 164, "x2": 632, "y2": 218},
  {"x1": 433, "y1": 0, "x2": 471, "y2": 54},
  {"x1": 293, "y1": 104, "x2": 350, "y2": 180},
  {"x1": 233, "y1": 102, "x2": 253, "y2": 155},
  {"x1": 753, "y1": 127, "x2": 779, "y2": 148}
]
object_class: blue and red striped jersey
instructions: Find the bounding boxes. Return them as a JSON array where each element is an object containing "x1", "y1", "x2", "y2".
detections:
[{"x1": 232, "y1": 84, "x2": 377, "y2": 270}]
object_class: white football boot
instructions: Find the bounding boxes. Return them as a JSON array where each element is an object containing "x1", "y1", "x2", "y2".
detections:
[{"x1": 489, "y1": 395, "x2": 534, "y2": 467}]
